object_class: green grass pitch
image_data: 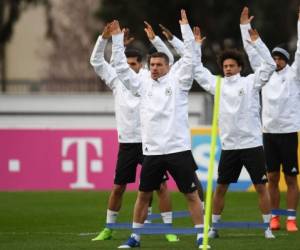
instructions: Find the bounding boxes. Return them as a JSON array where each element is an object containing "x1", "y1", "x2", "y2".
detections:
[{"x1": 0, "y1": 191, "x2": 299, "y2": 250}]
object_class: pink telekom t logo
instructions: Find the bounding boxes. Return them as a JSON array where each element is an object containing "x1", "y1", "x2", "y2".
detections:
[{"x1": 61, "y1": 137, "x2": 103, "y2": 189}]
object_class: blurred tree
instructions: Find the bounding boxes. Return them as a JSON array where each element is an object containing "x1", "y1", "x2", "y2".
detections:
[
  {"x1": 96, "y1": 0, "x2": 299, "y2": 80},
  {"x1": 0, "y1": 0, "x2": 47, "y2": 92},
  {"x1": 42, "y1": 0, "x2": 102, "y2": 87}
]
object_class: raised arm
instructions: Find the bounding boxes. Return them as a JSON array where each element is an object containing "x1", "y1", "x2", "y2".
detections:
[
  {"x1": 90, "y1": 23, "x2": 118, "y2": 90},
  {"x1": 193, "y1": 26, "x2": 205, "y2": 63},
  {"x1": 111, "y1": 20, "x2": 142, "y2": 96},
  {"x1": 193, "y1": 29, "x2": 217, "y2": 95},
  {"x1": 247, "y1": 29, "x2": 276, "y2": 89},
  {"x1": 240, "y1": 6, "x2": 263, "y2": 71},
  {"x1": 160, "y1": 24, "x2": 185, "y2": 57},
  {"x1": 110, "y1": 27, "x2": 135, "y2": 66},
  {"x1": 193, "y1": 60, "x2": 217, "y2": 95},
  {"x1": 144, "y1": 21, "x2": 174, "y2": 65},
  {"x1": 291, "y1": 7, "x2": 300, "y2": 79},
  {"x1": 172, "y1": 9, "x2": 196, "y2": 90}
]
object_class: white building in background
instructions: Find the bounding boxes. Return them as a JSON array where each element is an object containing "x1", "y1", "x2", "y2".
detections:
[{"x1": 6, "y1": 6, "x2": 50, "y2": 82}]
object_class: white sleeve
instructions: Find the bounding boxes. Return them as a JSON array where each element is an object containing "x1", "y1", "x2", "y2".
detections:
[
  {"x1": 240, "y1": 23, "x2": 263, "y2": 71},
  {"x1": 251, "y1": 38, "x2": 276, "y2": 89},
  {"x1": 150, "y1": 36, "x2": 174, "y2": 65},
  {"x1": 194, "y1": 64, "x2": 217, "y2": 95},
  {"x1": 169, "y1": 35, "x2": 185, "y2": 57},
  {"x1": 111, "y1": 33, "x2": 142, "y2": 96},
  {"x1": 192, "y1": 39, "x2": 216, "y2": 94},
  {"x1": 291, "y1": 21, "x2": 300, "y2": 80},
  {"x1": 172, "y1": 24, "x2": 195, "y2": 91},
  {"x1": 90, "y1": 35, "x2": 118, "y2": 90}
]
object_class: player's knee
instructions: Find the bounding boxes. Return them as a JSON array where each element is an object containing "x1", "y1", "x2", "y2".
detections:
[
  {"x1": 112, "y1": 185, "x2": 126, "y2": 197},
  {"x1": 215, "y1": 184, "x2": 228, "y2": 197},
  {"x1": 156, "y1": 182, "x2": 168, "y2": 195},
  {"x1": 254, "y1": 183, "x2": 268, "y2": 194},
  {"x1": 267, "y1": 172, "x2": 280, "y2": 183},
  {"x1": 137, "y1": 191, "x2": 153, "y2": 203},
  {"x1": 285, "y1": 175, "x2": 299, "y2": 188},
  {"x1": 184, "y1": 190, "x2": 199, "y2": 203}
]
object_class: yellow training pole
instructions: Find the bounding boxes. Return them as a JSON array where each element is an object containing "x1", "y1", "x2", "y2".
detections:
[{"x1": 202, "y1": 75, "x2": 221, "y2": 250}]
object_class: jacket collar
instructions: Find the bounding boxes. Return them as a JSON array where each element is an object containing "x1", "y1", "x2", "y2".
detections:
[
  {"x1": 154, "y1": 73, "x2": 169, "y2": 83},
  {"x1": 224, "y1": 73, "x2": 241, "y2": 82},
  {"x1": 276, "y1": 65, "x2": 290, "y2": 75}
]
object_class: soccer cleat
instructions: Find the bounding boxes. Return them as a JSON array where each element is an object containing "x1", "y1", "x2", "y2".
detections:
[
  {"x1": 208, "y1": 228, "x2": 219, "y2": 238},
  {"x1": 286, "y1": 219, "x2": 298, "y2": 232},
  {"x1": 270, "y1": 216, "x2": 280, "y2": 230},
  {"x1": 118, "y1": 236, "x2": 140, "y2": 248},
  {"x1": 197, "y1": 238, "x2": 211, "y2": 249},
  {"x1": 91, "y1": 228, "x2": 112, "y2": 241},
  {"x1": 264, "y1": 227, "x2": 275, "y2": 239},
  {"x1": 165, "y1": 234, "x2": 179, "y2": 242}
]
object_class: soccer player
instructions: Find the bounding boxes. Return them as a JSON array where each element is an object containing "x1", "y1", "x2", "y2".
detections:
[
  {"x1": 90, "y1": 22, "x2": 179, "y2": 242},
  {"x1": 240, "y1": 6, "x2": 300, "y2": 232},
  {"x1": 110, "y1": 10, "x2": 206, "y2": 248},
  {"x1": 158, "y1": 23, "x2": 208, "y2": 207},
  {"x1": 193, "y1": 16, "x2": 276, "y2": 238}
]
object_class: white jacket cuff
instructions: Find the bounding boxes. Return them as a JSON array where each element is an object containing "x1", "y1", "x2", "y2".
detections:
[{"x1": 112, "y1": 33, "x2": 124, "y2": 45}]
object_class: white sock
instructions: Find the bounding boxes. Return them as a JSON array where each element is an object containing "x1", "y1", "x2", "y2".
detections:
[
  {"x1": 262, "y1": 214, "x2": 271, "y2": 223},
  {"x1": 131, "y1": 222, "x2": 143, "y2": 241},
  {"x1": 161, "y1": 211, "x2": 172, "y2": 224},
  {"x1": 195, "y1": 224, "x2": 204, "y2": 241},
  {"x1": 144, "y1": 207, "x2": 152, "y2": 223},
  {"x1": 211, "y1": 214, "x2": 221, "y2": 230},
  {"x1": 212, "y1": 214, "x2": 221, "y2": 223},
  {"x1": 106, "y1": 209, "x2": 118, "y2": 224},
  {"x1": 287, "y1": 209, "x2": 296, "y2": 220}
]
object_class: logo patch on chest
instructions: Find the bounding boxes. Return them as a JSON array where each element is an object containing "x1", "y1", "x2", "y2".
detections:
[
  {"x1": 238, "y1": 88, "x2": 245, "y2": 96},
  {"x1": 165, "y1": 87, "x2": 172, "y2": 96}
]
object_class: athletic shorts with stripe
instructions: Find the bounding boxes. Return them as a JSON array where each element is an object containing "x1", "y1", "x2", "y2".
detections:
[
  {"x1": 139, "y1": 150, "x2": 199, "y2": 193},
  {"x1": 114, "y1": 143, "x2": 169, "y2": 185},
  {"x1": 217, "y1": 146, "x2": 268, "y2": 184},
  {"x1": 263, "y1": 132, "x2": 299, "y2": 176}
]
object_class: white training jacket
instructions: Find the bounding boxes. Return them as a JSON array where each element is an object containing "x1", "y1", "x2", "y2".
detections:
[
  {"x1": 90, "y1": 35, "x2": 174, "y2": 143},
  {"x1": 111, "y1": 24, "x2": 194, "y2": 155},
  {"x1": 240, "y1": 23, "x2": 300, "y2": 133},
  {"x1": 194, "y1": 38, "x2": 276, "y2": 150},
  {"x1": 167, "y1": 35, "x2": 202, "y2": 74}
]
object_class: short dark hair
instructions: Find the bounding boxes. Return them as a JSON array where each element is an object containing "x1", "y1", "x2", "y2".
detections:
[
  {"x1": 147, "y1": 52, "x2": 169, "y2": 66},
  {"x1": 125, "y1": 48, "x2": 143, "y2": 62},
  {"x1": 217, "y1": 49, "x2": 245, "y2": 69}
]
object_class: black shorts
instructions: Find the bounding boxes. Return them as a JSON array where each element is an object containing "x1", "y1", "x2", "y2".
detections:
[
  {"x1": 114, "y1": 143, "x2": 169, "y2": 185},
  {"x1": 114, "y1": 143, "x2": 144, "y2": 185},
  {"x1": 139, "y1": 150, "x2": 199, "y2": 193},
  {"x1": 263, "y1": 132, "x2": 299, "y2": 176},
  {"x1": 218, "y1": 146, "x2": 268, "y2": 185}
]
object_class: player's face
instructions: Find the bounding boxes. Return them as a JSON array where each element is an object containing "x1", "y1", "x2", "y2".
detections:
[
  {"x1": 127, "y1": 57, "x2": 143, "y2": 73},
  {"x1": 149, "y1": 57, "x2": 170, "y2": 80},
  {"x1": 272, "y1": 55, "x2": 287, "y2": 71},
  {"x1": 223, "y1": 59, "x2": 241, "y2": 77}
]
